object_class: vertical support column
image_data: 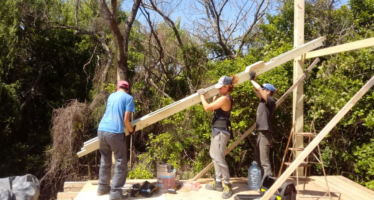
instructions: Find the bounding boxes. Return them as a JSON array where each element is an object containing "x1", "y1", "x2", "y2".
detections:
[{"x1": 293, "y1": 0, "x2": 305, "y2": 176}]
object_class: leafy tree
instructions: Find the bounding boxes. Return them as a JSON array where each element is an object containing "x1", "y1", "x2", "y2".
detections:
[{"x1": 0, "y1": 0, "x2": 97, "y2": 181}]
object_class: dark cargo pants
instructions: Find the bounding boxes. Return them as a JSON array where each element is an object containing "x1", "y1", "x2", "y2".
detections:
[
  {"x1": 255, "y1": 131, "x2": 273, "y2": 181},
  {"x1": 98, "y1": 130, "x2": 127, "y2": 199}
]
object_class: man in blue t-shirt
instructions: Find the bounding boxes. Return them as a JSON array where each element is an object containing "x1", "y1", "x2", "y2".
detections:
[{"x1": 97, "y1": 80, "x2": 135, "y2": 200}]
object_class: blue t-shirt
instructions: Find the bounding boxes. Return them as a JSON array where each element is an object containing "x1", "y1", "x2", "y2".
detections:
[{"x1": 98, "y1": 91, "x2": 135, "y2": 133}]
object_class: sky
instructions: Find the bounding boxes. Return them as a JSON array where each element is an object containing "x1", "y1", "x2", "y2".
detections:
[
  {"x1": 121, "y1": 0, "x2": 350, "y2": 28},
  {"x1": 119, "y1": 0, "x2": 351, "y2": 41}
]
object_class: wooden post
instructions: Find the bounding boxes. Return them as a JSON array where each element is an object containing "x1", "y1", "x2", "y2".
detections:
[
  {"x1": 130, "y1": 113, "x2": 133, "y2": 168},
  {"x1": 293, "y1": 0, "x2": 305, "y2": 176},
  {"x1": 261, "y1": 76, "x2": 374, "y2": 200}
]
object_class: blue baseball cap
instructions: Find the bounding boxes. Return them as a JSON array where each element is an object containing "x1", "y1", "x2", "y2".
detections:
[
  {"x1": 214, "y1": 76, "x2": 233, "y2": 89},
  {"x1": 262, "y1": 83, "x2": 276, "y2": 92}
]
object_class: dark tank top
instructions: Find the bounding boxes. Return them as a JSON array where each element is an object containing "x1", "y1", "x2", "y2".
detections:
[{"x1": 212, "y1": 94, "x2": 233, "y2": 130}]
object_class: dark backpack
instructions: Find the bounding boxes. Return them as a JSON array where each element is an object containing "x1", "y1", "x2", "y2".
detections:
[
  {"x1": 129, "y1": 181, "x2": 158, "y2": 197},
  {"x1": 260, "y1": 176, "x2": 296, "y2": 200}
]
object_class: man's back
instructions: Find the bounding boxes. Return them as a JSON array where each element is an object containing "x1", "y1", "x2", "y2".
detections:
[{"x1": 98, "y1": 91, "x2": 135, "y2": 133}]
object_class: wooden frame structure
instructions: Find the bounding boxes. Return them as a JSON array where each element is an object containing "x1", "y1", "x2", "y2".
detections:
[
  {"x1": 75, "y1": 0, "x2": 374, "y2": 198},
  {"x1": 261, "y1": 76, "x2": 374, "y2": 200},
  {"x1": 260, "y1": 0, "x2": 374, "y2": 198},
  {"x1": 77, "y1": 37, "x2": 326, "y2": 157}
]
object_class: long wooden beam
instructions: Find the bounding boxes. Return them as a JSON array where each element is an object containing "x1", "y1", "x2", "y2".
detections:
[
  {"x1": 77, "y1": 61, "x2": 264, "y2": 157},
  {"x1": 77, "y1": 37, "x2": 326, "y2": 157},
  {"x1": 246, "y1": 37, "x2": 325, "y2": 74},
  {"x1": 261, "y1": 76, "x2": 374, "y2": 200},
  {"x1": 191, "y1": 58, "x2": 320, "y2": 181},
  {"x1": 305, "y1": 37, "x2": 374, "y2": 59}
]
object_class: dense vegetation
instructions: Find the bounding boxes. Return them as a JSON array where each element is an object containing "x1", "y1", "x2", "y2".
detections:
[{"x1": 0, "y1": 0, "x2": 373, "y2": 199}]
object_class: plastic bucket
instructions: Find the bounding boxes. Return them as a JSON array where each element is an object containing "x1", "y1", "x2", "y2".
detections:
[{"x1": 156, "y1": 163, "x2": 176, "y2": 193}]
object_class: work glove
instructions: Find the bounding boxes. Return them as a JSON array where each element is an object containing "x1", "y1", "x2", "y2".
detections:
[
  {"x1": 129, "y1": 125, "x2": 136, "y2": 135},
  {"x1": 197, "y1": 89, "x2": 206, "y2": 95},
  {"x1": 249, "y1": 71, "x2": 256, "y2": 81}
]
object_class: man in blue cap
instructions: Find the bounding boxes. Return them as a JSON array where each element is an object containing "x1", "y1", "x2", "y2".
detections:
[{"x1": 249, "y1": 71, "x2": 277, "y2": 183}]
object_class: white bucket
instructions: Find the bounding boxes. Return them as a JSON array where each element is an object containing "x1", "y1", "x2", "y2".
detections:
[{"x1": 156, "y1": 163, "x2": 176, "y2": 193}]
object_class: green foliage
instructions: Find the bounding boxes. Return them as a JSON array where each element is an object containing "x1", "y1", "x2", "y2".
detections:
[
  {"x1": 103, "y1": 83, "x2": 116, "y2": 93},
  {"x1": 354, "y1": 139, "x2": 374, "y2": 189},
  {"x1": 350, "y1": 0, "x2": 374, "y2": 27},
  {"x1": 0, "y1": 0, "x2": 97, "y2": 181},
  {"x1": 142, "y1": 97, "x2": 212, "y2": 178},
  {"x1": 128, "y1": 154, "x2": 154, "y2": 179}
]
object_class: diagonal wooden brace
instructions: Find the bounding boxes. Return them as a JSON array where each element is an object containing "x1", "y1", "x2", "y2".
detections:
[{"x1": 261, "y1": 76, "x2": 374, "y2": 200}]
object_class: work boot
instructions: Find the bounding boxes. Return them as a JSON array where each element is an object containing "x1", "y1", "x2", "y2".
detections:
[
  {"x1": 205, "y1": 179, "x2": 223, "y2": 191},
  {"x1": 110, "y1": 190, "x2": 129, "y2": 200},
  {"x1": 110, "y1": 193, "x2": 128, "y2": 200},
  {"x1": 97, "y1": 187, "x2": 110, "y2": 196},
  {"x1": 221, "y1": 183, "x2": 233, "y2": 199}
]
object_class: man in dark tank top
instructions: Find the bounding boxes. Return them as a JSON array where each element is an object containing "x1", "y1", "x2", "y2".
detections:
[{"x1": 249, "y1": 71, "x2": 277, "y2": 183}]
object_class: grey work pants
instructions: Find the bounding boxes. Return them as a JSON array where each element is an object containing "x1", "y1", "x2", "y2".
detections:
[
  {"x1": 210, "y1": 131, "x2": 230, "y2": 182},
  {"x1": 255, "y1": 131, "x2": 273, "y2": 181},
  {"x1": 98, "y1": 130, "x2": 127, "y2": 199}
]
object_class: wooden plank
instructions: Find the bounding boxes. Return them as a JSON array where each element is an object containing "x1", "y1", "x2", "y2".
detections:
[
  {"x1": 311, "y1": 176, "x2": 368, "y2": 200},
  {"x1": 191, "y1": 59, "x2": 320, "y2": 181},
  {"x1": 309, "y1": 176, "x2": 347, "y2": 199},
  {"x1": 261, "y1": 76, "x2": 374, "y2": 200},
  {"x1": 56, "y1": 192, "x2": 78, "y2": 200},
  {"x1": 284, "y1": 162, "x2": 310, "y2": 167},
  {"x1": 327, "y1": 176, "x2": 374, "y2": 198},
  {"x1": 298, "y1": 178, "x2": 339, "y2": 199},
  {"x1": 288, "y1": 147, "x2": 305, "y2": 151},
  {"x1": 63, "y1": 181, "x2": 86, "y2": 192},
  {"x1": 334, "y1": 175, "x2": 374, "y2": 196},
  {"x1": 293, "y1": 0, "x2": 305, "y2": 176},
  {"x1": 246, "y1": 37, "x2": 325, "y2": 74},
  {"x1": 78, "y1": 37, "x2": 326, "y2": 158},
  {"x1": 63, "y1": 187, "x2": 82, "y2": 192},
  {"x1": 295, "y1": 132, "x2": 315, "y2": 137},
  {"x1": 305, "y1": 37, "x2": 374, "y2": 59},
  {"x1": 64, "y1": 181, "x2": 87, "y2": 188}
]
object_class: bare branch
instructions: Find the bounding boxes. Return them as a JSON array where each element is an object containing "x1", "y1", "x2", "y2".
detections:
[
  {"x1": 83, "y1": 43, "x2": 98, "y2": 75},
  {"x1": 237, "y1": 0, "x2": 269, "y2": 54},
  {"x1": 200, "y1": 0, "x2": 233, "y2": 57},
  {"x1": 148, "y1": 0, "x2": 183, "y2": 47},
  {"x1": 48, "y1": 21, "x2": 113, "y2": 85},
  {"x1": 139, "y1": 4, "x2": 163, "y2": 53},
  {"x1": 21, "y1": 66, "x2": 43, "y2": 110},
  {"x1": 121, "y1": 0, "x2": 142, "y2": 79},
  {"x1": 146, "y1": 0, "x2": 196, "y2": 93},
  {"x1": 75, "y1": 0, "x2": 80, "y2": 27},
  {"x1": 149, "y1": 79, "x2": 174, "y2": 100}
]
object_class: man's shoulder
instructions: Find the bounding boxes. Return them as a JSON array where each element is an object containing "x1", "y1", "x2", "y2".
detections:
[
  {"x1": 267, "y1": 96, "x2": 276, "y2": 105},
  {"x1": 115, "y1": 91, "x2": 133, "y2": 99}
]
